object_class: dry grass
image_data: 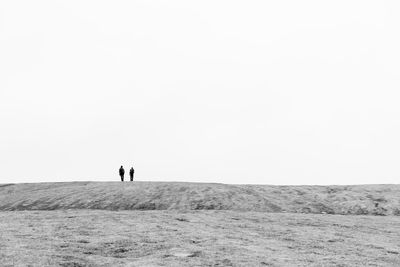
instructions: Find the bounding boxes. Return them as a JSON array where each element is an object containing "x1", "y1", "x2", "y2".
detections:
[
  {"x1": 2, "y1": 182, "x2": 400, "y2": 266},
  {"x1": 1, "y1": 210, "x2": 400, "y2": 266},
  {"x1": 1, "y1": 182, "x2": 400, "y2": 215}
]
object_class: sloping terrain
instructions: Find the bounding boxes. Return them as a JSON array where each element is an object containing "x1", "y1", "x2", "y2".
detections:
[
  {"x1": 2, "y1": 182, "x2": 400, "y2": 266},
  {"x1": 1, "y1": 182, "x2": 400, "y2": 215}
]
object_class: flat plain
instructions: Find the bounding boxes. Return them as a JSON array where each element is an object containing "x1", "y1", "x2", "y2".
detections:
[{"x1": 1, "y1": 182, "x2": 400, "y2": 266}]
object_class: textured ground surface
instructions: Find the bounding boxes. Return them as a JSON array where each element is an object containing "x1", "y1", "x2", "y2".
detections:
[
  {"x1": 1, "y1": 210, "x2": 400, "y2": 266},
  {"x1": 1, "y1": 182, "x2": 400, "y2": 215},
  {"x1": 2, "y1": 182, "x2": 400, "y2": 266}
]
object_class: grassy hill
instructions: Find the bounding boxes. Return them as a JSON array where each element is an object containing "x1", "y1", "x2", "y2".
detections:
[
  {"x1": 1, "y1": 181, "x2": 400, "y2": 215},
  {"x1": 2, "y1": 182, "x2": 400, "y2": 266}
]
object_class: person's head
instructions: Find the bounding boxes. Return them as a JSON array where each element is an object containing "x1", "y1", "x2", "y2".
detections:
[{"x1": 121, "y1": 166, "x2": 123, "y2": 168}]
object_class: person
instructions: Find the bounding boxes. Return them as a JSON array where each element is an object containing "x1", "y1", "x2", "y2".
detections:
[
  {"x1": 119, "y1": 166, "x2": 125, "y2": 182},
  {"x1": 129, "y1": 167, "x2": 134, "y2": 181}
]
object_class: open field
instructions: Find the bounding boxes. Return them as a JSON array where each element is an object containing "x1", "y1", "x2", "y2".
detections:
[
  {"x1": 1, "y1": 182, "x2": 400, "y2": 266},
  {"x1": 1, "y1": 182, "x2": 400, "y2": 215},
  {"x1": 1, "y1": 210, "x2": 400, "y2": 266}
]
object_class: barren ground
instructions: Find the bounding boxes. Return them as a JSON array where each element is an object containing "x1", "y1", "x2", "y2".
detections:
[
  {"x1": 1, "y1": 182, "x2": 400, "y2": 266},
  {"x1": 1, "y1": 210, "x2": 400, "y2": 266}
]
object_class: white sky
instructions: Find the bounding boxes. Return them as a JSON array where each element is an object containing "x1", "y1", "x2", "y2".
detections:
[{"x1": 1, "y1": 0, "x2": 400, "y2": 185}]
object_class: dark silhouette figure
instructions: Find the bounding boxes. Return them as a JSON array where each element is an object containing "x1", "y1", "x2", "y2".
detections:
[
  {"x1": 119, "y1": 166, "x2": 125, "y2": 182},
  {"x1": 129, "y1": 167, "x2": 134, "y2": 181}
]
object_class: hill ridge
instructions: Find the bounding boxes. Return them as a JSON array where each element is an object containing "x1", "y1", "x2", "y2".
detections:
[{"x1": 1, "y1": 181, "x2": 399, "y2": 215}]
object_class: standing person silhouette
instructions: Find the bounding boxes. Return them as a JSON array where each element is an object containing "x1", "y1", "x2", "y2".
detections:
[
  {"x1": 129, "y1": 167, "x2": 134, "y2": 181},
  {"x1": 119, "y1": 166, "x2": 125, "y2": 182}
]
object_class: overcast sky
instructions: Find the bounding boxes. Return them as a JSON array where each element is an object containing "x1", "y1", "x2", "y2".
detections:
[{"x1": 1, "y1": 0, "x2": 400, "y2": 185}]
